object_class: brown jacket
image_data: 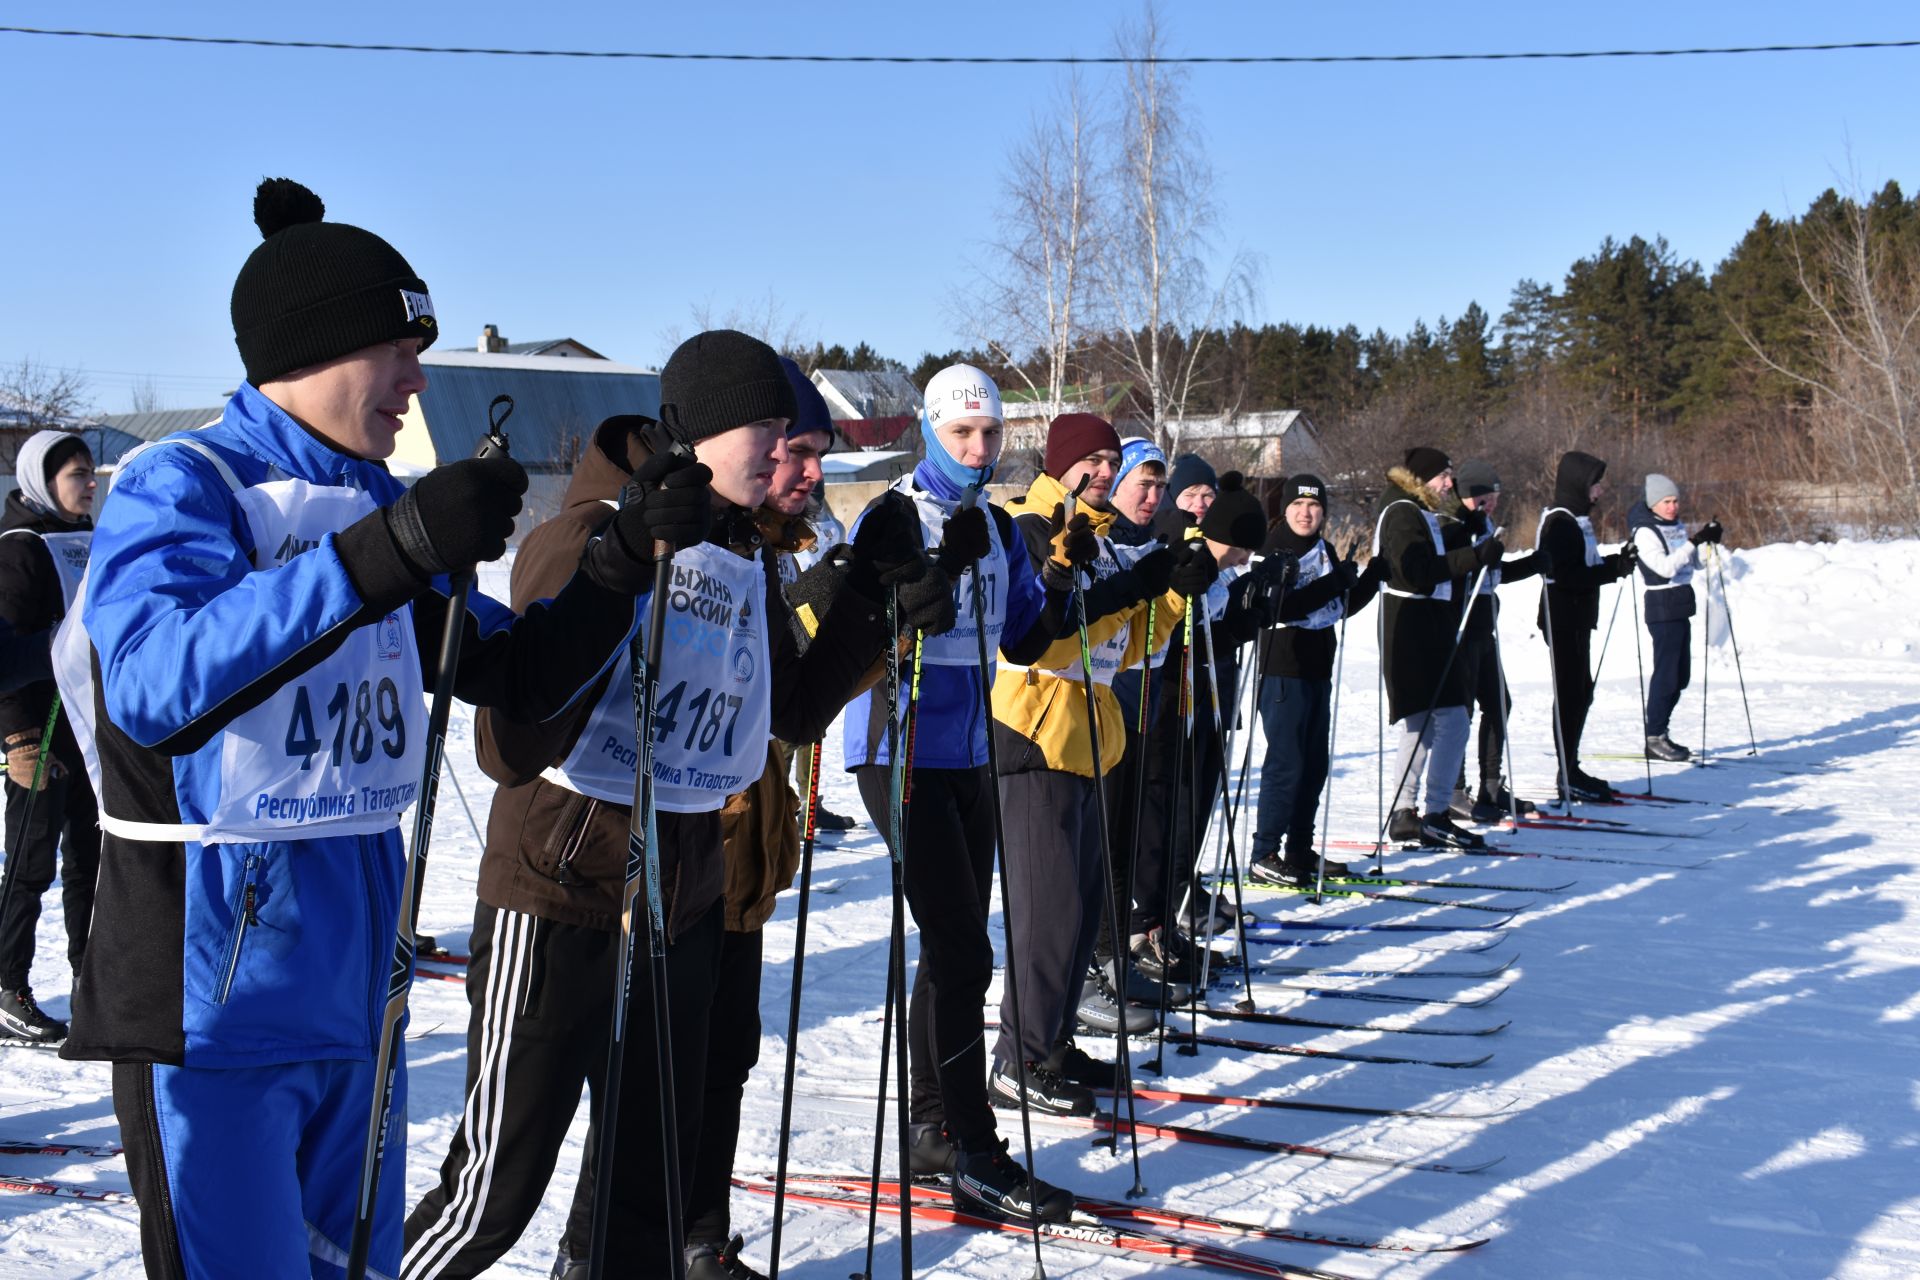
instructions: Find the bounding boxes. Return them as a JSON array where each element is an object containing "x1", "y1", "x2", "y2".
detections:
[{"x1": 475, "y1": 418, "x2": 886, "y2": 938}]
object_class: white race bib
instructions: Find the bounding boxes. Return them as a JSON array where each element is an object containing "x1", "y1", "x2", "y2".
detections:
[
  {"x1": 896, "y1": 480, "x2": 1008, "y2": 666},
  {"x1": 201, "y1": 479, "x2": 427, "y2": 842},
  {"x1": 1280, "y1": 541, "x2": 1343, "y2": 630},
  {"x1": 546, "y1": 541, "x2": 770, "y2": 814},
  {"x1": 1373, "y1": 499, "x2": 1452, "y2": 602},
  {"x1": 1539, "y1": 506, "x2": 1600, "y2": 580},
  {"x1": 0, "y1": 529, "x2": 90, "y2": 606}
]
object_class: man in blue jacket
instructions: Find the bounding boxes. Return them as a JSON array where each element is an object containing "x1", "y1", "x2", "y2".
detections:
[{"x1": 63, "y1": 178, "x2": 683, "y2": 1280}]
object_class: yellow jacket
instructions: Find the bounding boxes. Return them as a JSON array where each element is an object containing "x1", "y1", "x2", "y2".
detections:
[{"x1": 990, "y1": 472, "x2": 1185, "y2": 777}]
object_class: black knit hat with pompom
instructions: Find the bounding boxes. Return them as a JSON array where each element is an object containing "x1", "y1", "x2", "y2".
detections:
[
  {"x1": 1199, "y1": 470, "x2": 1267, "y2": 550},
  {"x1": 229, "y1": 177, "x2": 438, "y2": 384}
]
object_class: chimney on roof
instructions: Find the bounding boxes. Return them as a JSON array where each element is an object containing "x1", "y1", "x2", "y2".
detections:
[{"x1": 479, "y1": 324, "x2": 507, "y2": 354}]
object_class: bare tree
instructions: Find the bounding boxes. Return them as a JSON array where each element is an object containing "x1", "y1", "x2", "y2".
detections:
[
  {"x1": 1092, "y1": 2, "x2": 1258, "y2": 449},
  {"x1": 658, "y1": 291, "x2": 816, "y2": 367},
  {"x1": 1728, "y1": 190, "x2": 1920, "y2": 533},
  {"x1": 1, "y1": 359, "x2": 93, "y2": 474},
  {"x1": 129, "y1": 375, "x2": 165, "y2": 414},
  {"x1": 969, "y1": 73, "x2": 1101, "y2": 412},
  {"x1": 1, "y1": 357, "x2": 91, "y2": 428}
]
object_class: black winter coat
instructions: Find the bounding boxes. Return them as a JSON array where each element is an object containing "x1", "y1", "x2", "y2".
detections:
[
  {"x1": 1373, "y1": 469, "x2": 1482, "y2": 721},
  {"x1": 1537, "y1": 452, "x2": 1630, "y2": 634},
  {"x1": 0, "y1": 490, "x2": 88, "y2": 769}
]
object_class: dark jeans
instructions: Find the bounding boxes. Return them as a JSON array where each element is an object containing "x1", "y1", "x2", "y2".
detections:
[
  {"x1": 1, "y1": 768, "x2": 99, "y2": 991},
  {"x1": 1646, "y1": 619, "x2": 1692, "y2": 737},
  {"x1": 1457, "y1": 631, "x2": 1513, "y2": 790},
  {"x1": 1251, "y1": 675, "x2": 1332, "y2": 864},
  {"x1": 685, "y1": 926, "x2": 763, "y2": 1246}
]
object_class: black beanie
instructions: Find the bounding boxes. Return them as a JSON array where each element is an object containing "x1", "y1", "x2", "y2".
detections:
[
  {"x1": 1280, "y1": 473, "x2": 1328, "y2": 510},
  {"x1": 230, "y1": 178, "x2": 438, "y2": 385},
  {"x1": 1167, "y1": 453, "x2": 1218, "y2": 502},
  {"x1": 659, "y1": 329, "x2": 799, "y2": 447},
  {"x1": 1199, "y1": 472, "x2": 1265, "y2": 550},
  {"x1": 41, "y1": 434, "x2": 92, "y2": 482},
  {"x1": 1403, "y1": 446, "x2": 1451, "y2": 482},
  {"x1": 1455, "y1": 459, "x2": 1500, "y2": 499}
]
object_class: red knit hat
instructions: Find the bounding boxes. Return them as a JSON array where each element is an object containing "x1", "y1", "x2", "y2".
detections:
[{"x1": 1044, "y1": 412, "x2": 1123, "y2": 480}]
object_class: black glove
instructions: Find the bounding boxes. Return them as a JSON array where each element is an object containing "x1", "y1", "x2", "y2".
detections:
[
  {"x1": 1475, "y1": 537, "x2": 1506, "y2": 568},
  {"x1": 895, "y1": 560, "x2": 958, "y2": 636},
  {"x1": 1045, "y1": 503, "x2": 1099, "y2": 570},
  {"x1": 1170, "y1": 541, "x2": 1218, "y2": 598},
  {"x1": 1532, "y1": 544, "x2": 1555, "y2": 576},
  {"x1": 847, "y1": 492, "x2": 930, "y2": 600},
  {"x1": 1334, "y1": 554, "x2": 1362, "y2": 591},
  {"x1": 1609, "y1": 541, "x2": 1638, "y2": 572},
  {"x1": 1251, "y1": 550, "x2": 1298, "y2": 591},
  {"x1": 1691, "y1": 519, "x2": 1724, "y2": 546},
  {"x1": 388, "y1": 453, "x2": 527, "y2": 576},
  {"x1": 584, "y1": 452, "x2": 714, "y2": 594},
  {"x1": 1130, "y1": 545, "x2": 1176, "y2": 597},
  {"x1": 934, "y1": 505, "x2": 992, "y2": 576}
]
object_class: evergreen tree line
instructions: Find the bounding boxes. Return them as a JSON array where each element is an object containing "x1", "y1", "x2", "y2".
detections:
[{"x1": 859, "y1": 181, "x2": 1919, "y2": 542}]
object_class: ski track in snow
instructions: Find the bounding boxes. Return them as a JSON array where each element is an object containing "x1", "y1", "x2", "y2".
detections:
[{"x1": 4, "y1": 541, "x2": 1919, "y2": 1277}]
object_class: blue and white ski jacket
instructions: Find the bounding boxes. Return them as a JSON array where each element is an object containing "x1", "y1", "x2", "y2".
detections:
[
  {"x1": 64, "y1": 383, "x2": 635, "y2": 1068},
  {"x1": 842, "y1": 465, "x2": 1058, "y2": 772}
]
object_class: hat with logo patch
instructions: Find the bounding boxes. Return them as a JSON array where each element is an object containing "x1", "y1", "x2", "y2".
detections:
[
  {"x1": 230, "y1": 178, "x2": 439, "y2": 385},
  {"x1": 923, "y1": 363, "x2": 1004, "y2": 429}
]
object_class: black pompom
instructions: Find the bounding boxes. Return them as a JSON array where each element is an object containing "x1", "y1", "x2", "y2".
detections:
[
  {"x1": 1219, "y1": 470, "x2": 1245, "y2": 492},
  {"x1": 253, "y1": 177, "x2": 326, "y2": 239}
]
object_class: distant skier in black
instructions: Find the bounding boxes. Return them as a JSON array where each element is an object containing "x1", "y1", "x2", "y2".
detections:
[
  {"x1": 0, "y1": 428, "x2": 99, "y2": 1044},
  {"x1": 1447, "y1": 460, "x2": 1547, "y2": 822},
  {"x1": 1247, "y1": 473, "x2": 1379, "y2": 886},
  {"x1": 1628, "y1": 474, "x2": 1722, "y2": 762},
  {"x1": 1535, "y1": 450, "x2": 1637, "y2": 800}
]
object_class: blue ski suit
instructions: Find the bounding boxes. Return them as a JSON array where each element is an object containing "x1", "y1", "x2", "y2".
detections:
[{"x1": 66, "y1": 384, "x2": 636, "y2": 1279}]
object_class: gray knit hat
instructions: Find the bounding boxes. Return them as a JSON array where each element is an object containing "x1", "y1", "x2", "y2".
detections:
[{"x1": 1645, "y1": 473, "x2": 1679, "y2": 506}]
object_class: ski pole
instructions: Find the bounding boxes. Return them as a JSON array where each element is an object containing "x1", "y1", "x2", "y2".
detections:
[
  {"x1": 0, "y1": 696, "x2": 62, "y2": 946},
  {"x1": 967, "y1": 489, "x2": 1049, "y2": 1279},
  {"x1": 1315, "y1": 570, "x2": 1356, "y2": 901},
  {"x1": 766, "y1": 738, "x2": 822, "y2": 1280},
  {"x1": 1374, "y1": 599, "x2": 1385, "y2": 873},
  {"x1": 1540, "y1": 562, "x2": 1576, "y2": 813},
  {"x1": 1059, "y1": 483, "x2": 1147, "y2": 1197},
  {"x1": 1709, "y1": 545, "x2": 1757, "y2": 755},
  {"x1": 1372, "y1": 556, "x2": 1496, "y2": 852},
  {"x1": 1698, "y1": 548, "x2": 1711, "y2": 765},
  {"x1": 1102, "y1": 591, "x2": 1154, "y2": 1192},
  {"x1": 347, "y1": 403, "x2": 513, "y2": 1280},
  {"x1": 1491, "y1": 608, "x2": 1524, "y2": 828},
  {"x1": 1190, "y1": 612, "x2": 1256, "y2": 1015},
  {"x1": 1590, "y1": 571, "x2": 1627, "y2": 686},
  {"x1": 1629, "y1": 574, "x2": 1653, "y2": 796},
  {"x1": 860, "y1": 592, "x2": 919, "y2": 1279},
  {"x1": 1146, "y1": 599, "x2": 1195, "y2": 1073},
  {"x1": 857, "y1": 916, "x2": 898, "y2": 1280},
  {"x1": 587, "y1": 431, "x2": 691, "y2": 1280}
]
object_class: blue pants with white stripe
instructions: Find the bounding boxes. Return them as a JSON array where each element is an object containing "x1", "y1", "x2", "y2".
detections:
[{"x1": 114, "y1": 1054, "x2": 407, "y2": 1279}]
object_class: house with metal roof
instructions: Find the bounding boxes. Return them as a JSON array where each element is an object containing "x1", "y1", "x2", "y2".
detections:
[
  {"x1": 810, "y1": 368, "x2": 921, "y2": 449},
  {"x1": 477, "y1": 323, "x2": 607, "y2": 361}
]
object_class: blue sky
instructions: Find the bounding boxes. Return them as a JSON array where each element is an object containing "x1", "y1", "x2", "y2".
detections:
[{"x1": 3, "y1": 2, "x2": 1915, "y2": 413}]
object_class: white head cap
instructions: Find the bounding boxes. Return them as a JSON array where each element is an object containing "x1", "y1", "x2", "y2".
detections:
[{"x1": 923, "y1": 364, "x2": 1003, "y2": 429}]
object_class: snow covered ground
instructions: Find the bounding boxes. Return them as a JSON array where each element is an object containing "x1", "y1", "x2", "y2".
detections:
[{"x1": 4, "y1": 539, "x2": 1919, "y2": 1278}]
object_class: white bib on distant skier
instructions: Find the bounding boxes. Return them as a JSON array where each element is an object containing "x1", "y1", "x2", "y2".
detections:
[
  {"x1": 1639, "y1": 521, "x2": 1696, "y2": 591},
  {"x1": 1085, "y1": 537, "x2": 1130, "y2": 686},
  {"x1": 0, "y1": 529, "x2": 90, "y2": 606},
  {"x1": 1471, "y1": 524, "x2": 1501, "y2": 596},
  {"x1": 545, "y1": 540, "x2": 771, "y2": 814},
  {"x1": 1538, "y1": 506, "x2": 1600, "y2": 579},
  {"x1": 1373, "y1": 499, "x2": 1452, "y2": 602},
  {"x1": 1279, "y1": 541, "x2": 1344, "y2": 630},
  {"x1": 895, "y1": 479, "x2": 1007, "y2": 667}
]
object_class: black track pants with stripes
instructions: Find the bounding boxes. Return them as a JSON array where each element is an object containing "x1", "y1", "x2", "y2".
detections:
[{"x1": 400, "y1": 897, "x2": 723, "y2": 1279}]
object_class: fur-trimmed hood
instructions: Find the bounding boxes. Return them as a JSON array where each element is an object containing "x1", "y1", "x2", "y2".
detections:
[{"x1": 1382, "y1": 465, "x2": 1462, "y2": 518}]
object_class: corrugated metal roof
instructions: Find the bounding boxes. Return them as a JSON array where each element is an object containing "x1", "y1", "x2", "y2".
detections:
[
  {"x1": 811, "y1": 369, "x2": 921, "y2": 420},
  {"x1": 97, "y1": 407, "x2": 226, "y2": 443},
  {"x1": 417, "y1": 350, "x2": 659, "y2": 468}
]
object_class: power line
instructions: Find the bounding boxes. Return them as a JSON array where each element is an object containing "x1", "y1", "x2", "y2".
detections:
[{"x1": 1, "y1": 25, "x2": 1917, "y2": 65}]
